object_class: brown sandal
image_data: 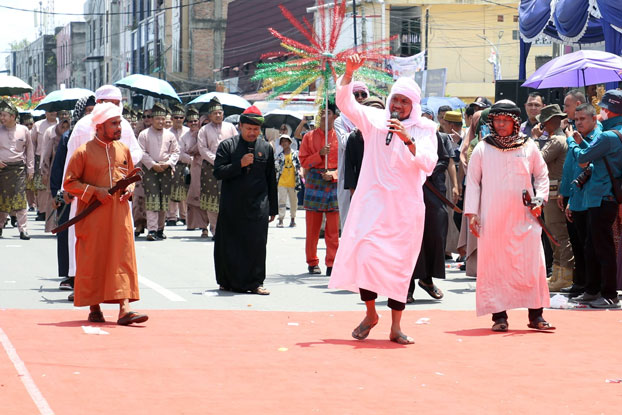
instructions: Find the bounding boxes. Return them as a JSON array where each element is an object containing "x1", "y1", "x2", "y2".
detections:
[
  {"x1": 251, "y1": 286, "x2": 270, "y2": 295},
  {"x1": 418, "y1": 280, "x2": 444, "y2": 299},
  {"x1": 351, "y1": 319, "x2": 378, "y2": 340}
]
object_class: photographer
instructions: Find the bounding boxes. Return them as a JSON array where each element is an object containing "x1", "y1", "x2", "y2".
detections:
[
  {"x1": 561, "y1": 104, "x2": 601, "y2": 296},
  {"x1": 567, "y1": 91, "x2": 622, "y2": 308}
]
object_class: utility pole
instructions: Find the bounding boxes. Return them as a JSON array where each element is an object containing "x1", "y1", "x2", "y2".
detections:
[
  {"x1": 361, "y1": 2, "x2": 367, "y2": 50},
  {"x1": 352, "y1": 0, "x2": 357, "y2": 49},
  {"x1": 154, "y1": 2, "x2": 160, "y2": 78},
  {"x1": 424, "y1": 8, "x2": 429, "y2": 70}
]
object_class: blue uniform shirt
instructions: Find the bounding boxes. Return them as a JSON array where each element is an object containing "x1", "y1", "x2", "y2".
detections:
[
  {"x1": 567, "y1": 115, "x2": 622, "y2": 210},
  {"x1": 564, "y1": 126, "x2": 600, "y2": 211}
]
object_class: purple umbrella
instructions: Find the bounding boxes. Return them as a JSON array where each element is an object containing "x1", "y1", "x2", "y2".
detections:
[{"x1": 522, "y1": 50, "x2": 622, "y2": 89}]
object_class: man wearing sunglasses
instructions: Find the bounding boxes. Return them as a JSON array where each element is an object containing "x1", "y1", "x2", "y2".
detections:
[
  {"x1": 167, "y1": 104, "x2": 190, "y2": 227},
  {"x1": 334, "y1": 81, "x2": 369, "y2": 228}
]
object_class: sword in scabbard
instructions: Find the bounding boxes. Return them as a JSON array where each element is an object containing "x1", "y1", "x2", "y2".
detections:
[
  {"x1": 51, "y1": 167, "x2": 142, "y2": 234},
  {"x1": 522, "y1": 189, "x2": 560, "y2": 246},
  {"x1": 424, "y1": 180, "x2": 463, "y2": 214}
]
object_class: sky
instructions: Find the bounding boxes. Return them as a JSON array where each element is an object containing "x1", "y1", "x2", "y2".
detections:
[{"x1": 0, "y1": 0, "x2": 86, "y2": 71}]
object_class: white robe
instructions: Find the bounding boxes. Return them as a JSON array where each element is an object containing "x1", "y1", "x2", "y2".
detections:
[
  {"x1": 63, "y1": 115, "x2": 142, "y2": 276},
  {"x1": 464, "y1": 139, "x2": 550, "y2": 316},
  {"x1": 328, "y1": 78, "x2": 438, "y2": 302},
  {"x1": 333, "y1": 114, "x2": 356, "y2": 229}
]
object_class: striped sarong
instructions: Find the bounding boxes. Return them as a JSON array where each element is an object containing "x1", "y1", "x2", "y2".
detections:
[
  {"x1": 303, "y1": 168, "x2": 338, "y2": 212},
  {"x1": 170, "y1": 162, "x2": 189, "y2": 202},
  {"x1": 0, "y1": 161, "x2": 27, "y2": 212},
  {"x1": 200, "y1": 160, "x2": 219, "y2": 213},
  {"x1": 143, "y1": 167, "x2": 173, "y2": 212}
]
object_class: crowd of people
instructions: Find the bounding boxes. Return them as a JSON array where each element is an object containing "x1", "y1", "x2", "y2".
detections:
[{"x1": 2, "y1": 57, "x2": 622, "y2": 333}]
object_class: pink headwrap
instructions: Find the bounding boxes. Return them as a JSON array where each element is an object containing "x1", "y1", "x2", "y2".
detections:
[
  {"x1": 352, "y1": 81, "x2": 369, "y2": 94},
  {"x1": 91, "y1": 102, "x2": 122, "y2": 126}
]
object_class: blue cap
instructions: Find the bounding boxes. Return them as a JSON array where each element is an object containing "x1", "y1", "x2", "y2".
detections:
[
  {"x1": 421, "y1": 105, "x2": 434, "y2": 117},
  {"x1": 599, "y1": 90, "x2": 622, "y2": 114}
]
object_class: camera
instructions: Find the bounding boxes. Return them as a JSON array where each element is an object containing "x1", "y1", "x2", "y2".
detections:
[
  {"x1": 572, "y1": 166, "x2": 592, "y2": 189},
  {"x1": 54, "y1": 190, "x2": 66, "y2": 206}
]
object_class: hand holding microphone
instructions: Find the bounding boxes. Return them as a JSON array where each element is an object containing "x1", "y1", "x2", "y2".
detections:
[{"x1": 386, "y1": 111, "x2": 399, "y2": 145}]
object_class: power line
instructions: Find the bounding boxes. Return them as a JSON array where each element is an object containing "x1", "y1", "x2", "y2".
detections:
[{"x1": 0, "y1": 0, "x2": 211, "y2": 16}]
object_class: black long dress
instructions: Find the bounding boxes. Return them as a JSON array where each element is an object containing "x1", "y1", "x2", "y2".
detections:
[
  {"x1": 213, "y1": 135, "x2": 278, "y2": 292},
  {"x1": 410, "y1": 132, "x2": 453, "y2": 291}
]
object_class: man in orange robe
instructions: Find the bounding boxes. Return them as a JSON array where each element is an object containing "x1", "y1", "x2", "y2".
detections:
[{"x1": 64, "y1": 103, "x2": 148, "y2": 326}]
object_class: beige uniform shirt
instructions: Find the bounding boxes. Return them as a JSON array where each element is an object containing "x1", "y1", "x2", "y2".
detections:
[
  {"x1": 197, "y1": 121, "x2": 237, "y2": 166},
  {"x1": 138, "y1": 126, "x2": 180, "y2": 170},
  {"x1": 32, "y1": 118, "x2": 57, "y2": 156},
  {"x1": 0, "y1": 124, "x2": 34, "y2": 175}
]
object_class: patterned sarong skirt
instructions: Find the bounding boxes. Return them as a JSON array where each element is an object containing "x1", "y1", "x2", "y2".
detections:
[
  {"x1": 200, "y1": 160, "x2": 220, "y2": 213},
  {"x1": 0, "y1": 161, "x2": 27, "y2": 212},
  {"x1": 303, "y1": 168, "x2": 338, "y2": 212},
  {"x1": 142, "y1": 167, "x2": 173, "y2": 212}
]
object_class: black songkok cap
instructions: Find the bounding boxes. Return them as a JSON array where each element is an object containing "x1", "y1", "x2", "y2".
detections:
[
  {"x1": 151, "y1": 102, "x2": 168, "y2": 117},
  {"x1": 489, "y1": 100, "x2": 521, "y2": 118}
]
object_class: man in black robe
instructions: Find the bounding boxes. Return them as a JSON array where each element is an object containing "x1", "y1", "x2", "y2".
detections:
[
  {"x1": 407, "y1": 108, "x2": 454, "y2": 303},
  {"x1": 213, "y1": 105, "x2": 277, "y2": 295}
]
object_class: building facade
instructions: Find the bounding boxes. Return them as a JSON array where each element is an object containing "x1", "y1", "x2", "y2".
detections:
[
  {"x1": 6, "y1": 32, "x2": 59, "y2": 96},
  {"x1": 57, "y1": 22, "x2": 87, "y2": 89}
]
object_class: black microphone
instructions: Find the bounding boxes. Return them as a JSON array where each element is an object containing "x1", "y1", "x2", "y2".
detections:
[
  {"x1": 246, "y1": 142, "x2": 255, "y2": 174},
  {"x1": 386, "y1": 111, "x2": 399, "y2": 145}
]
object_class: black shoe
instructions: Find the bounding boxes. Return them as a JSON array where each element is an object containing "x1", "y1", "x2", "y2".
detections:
[
  {"x1": 326, "y1": 266, "x2": 333, "y2": 276},
  {"x1": 19, "y1": 231, "x2": 30, "y2": 240},
  {"x1": 68, "y1": 293, "x2": 74, "y2": 302},
  {"x1": 10, "y1": 215, "x2": 17, "y2": 227},
  {"x1": 0, "y1": 228, "x2": 2, "y2": 237},
  {"x1": 59, "y1": 277, "x2": 74, "y2": 290},
  {"x1": 406, "y1": 294, "x2": 415, "y2": 304},
  {"x1": 156, "y1": 229, "x2": 167, "y2": 240},
  {"x1": 165, "y1": 220, "x2": 177, "y2": 226},
  {"x1": 308, "y1": 265, "x2": 322, "y2": 274},
  {"x1": 35, "y1": 213, "x2": 45, "y2": 221},
  {"x1": 28, "y1": 207, "x2": 35, "y2": 212},
  {"x1": 146, "y1": 231, "x2": 158, "y2": 241},
  {"x1": 560, "y1": 284, "x2": 584, "y2": 294}
]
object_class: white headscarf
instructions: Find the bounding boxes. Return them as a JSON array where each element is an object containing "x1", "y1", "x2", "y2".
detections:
[
  {"x1": 384, "y1": 77, "x2": 427, "y2": 130},
  {"x1": 91, "y1": 102, "x2": 122, "y2": 126},
  {"x1": 95, "y1": 85, "x2": 123, "y2": 102}
]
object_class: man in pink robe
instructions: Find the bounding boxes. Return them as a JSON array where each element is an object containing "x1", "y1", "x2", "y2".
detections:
[
  {"x1": 329, "y1": 55, "x2": 438, "y2": 345},
  {"x1": 464, "y1": 101, "x2": 554, "y2": 332}
]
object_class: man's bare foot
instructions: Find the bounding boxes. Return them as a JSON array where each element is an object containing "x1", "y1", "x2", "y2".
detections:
[
  {"x1": 351, "y1": 314, "x2": 379, "y2": 340},
  {"x1": 389, "y1": 330, "x2": 415, "y2": 345}
]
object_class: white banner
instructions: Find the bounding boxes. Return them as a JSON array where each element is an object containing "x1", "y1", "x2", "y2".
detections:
[{"x1": 388, "y1": 51, "x2": 426, "y2": 80}]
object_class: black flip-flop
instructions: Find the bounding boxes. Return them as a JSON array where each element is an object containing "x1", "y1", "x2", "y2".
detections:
[
  {"x1": 88, "y1": 310, "x2": 105, "y2": 323},
  {"x1": 352, "y1": 320, "x2": 378, "y2": 340},
  {"x1": 117, "y1": 311, "x2": 149, "y2": 326},
  {"x1": 418, "y1": 280, "x2": 444, "y2": 299},
  {"x1": 527, "y1": 317, "x2": 555, "y2": 331}
]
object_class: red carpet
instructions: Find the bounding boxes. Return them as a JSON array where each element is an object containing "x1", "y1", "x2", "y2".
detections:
[{"x1": 1, "y1": 309, "x2": 621, "y2": 414}]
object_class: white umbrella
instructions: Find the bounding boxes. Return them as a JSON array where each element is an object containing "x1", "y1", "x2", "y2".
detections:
[
  {"x1": 0, "y1": 75, "x2": 33, "y2": 96},
  {"x1": 115, "y1": 74, "x2": 181, "y2": 102},
  {"x1": 188, "y1": 92, "x2": 250, "y2": 116},
  {"x1": 35, "y1": 88, "x2": 94, "y2": 111}
]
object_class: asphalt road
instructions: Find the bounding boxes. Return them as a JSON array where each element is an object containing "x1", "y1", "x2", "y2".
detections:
[{"x1": 0, "y1": 210, "x2": 476, "y2": 312}]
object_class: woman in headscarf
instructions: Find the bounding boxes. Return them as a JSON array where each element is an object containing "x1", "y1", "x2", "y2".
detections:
[{"x1": 464, "y1": 101, "x2": 554, "y2": 332}]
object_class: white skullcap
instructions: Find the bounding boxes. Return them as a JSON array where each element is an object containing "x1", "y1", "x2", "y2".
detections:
[
  {"x1": 91, "y1": 102, "x2": 122, "y2": 126},
  {"x1": 95, "y1": 85, "x2": 123, "y2": 101}
]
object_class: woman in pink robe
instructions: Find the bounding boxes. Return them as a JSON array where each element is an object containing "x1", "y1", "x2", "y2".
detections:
[
  {"x1": 329, "y1": 55, "x2": 437, "y2": 345},
  {"x1": 464, "y1": 101, "x2": 554, "y2": 332}
]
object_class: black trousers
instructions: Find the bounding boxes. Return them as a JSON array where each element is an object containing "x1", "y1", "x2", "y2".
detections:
[
  {"x1": 360, "y1": 288, "x2": 405, "y2": 311},
  {"x1": 56, "y1": 204, "x2": 70, "y2": 277},
  {"x1": 569, "y1": 207, "x2": 588, "y2": 287},
  {"x1": 492, "y1": 308, "x2": 543, "y2": 322},
  {"x1": 585, "y1": 200, "x2": 618, "y2": 299}
]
